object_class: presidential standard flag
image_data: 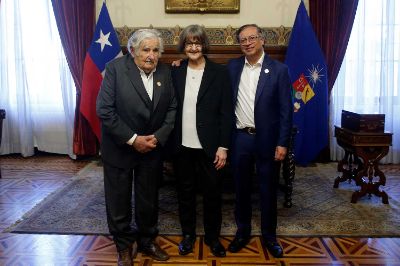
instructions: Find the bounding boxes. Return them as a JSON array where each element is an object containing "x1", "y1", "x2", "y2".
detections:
[
  {"x1": 285, "y1": 0, "x2": 328, "y2": 166},
  {"x1": 80, "y1": 2, "x2": 122, "y2": 141}
]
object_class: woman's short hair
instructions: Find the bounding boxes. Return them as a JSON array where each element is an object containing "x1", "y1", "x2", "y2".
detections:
[
  {"x1": 178, "y1": 24, "x2": 210, "y2": 53},
  {"x1": 235, "y1": 24, "x2": 266, "y2": 44},
  {"x1": 127, "y1": 29, "x2": 164, "y2": 56}
]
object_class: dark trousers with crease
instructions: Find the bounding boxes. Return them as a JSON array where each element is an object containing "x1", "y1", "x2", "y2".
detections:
[
  {"x1": 103, "y1": 149, "x2": 162, "y2": 251},
  {"x1": 231, "y1": 130, "x2": 279, "y2": 241},
  {"x1": 174, "y1": 146, "x2": 222, "y2": 241}
]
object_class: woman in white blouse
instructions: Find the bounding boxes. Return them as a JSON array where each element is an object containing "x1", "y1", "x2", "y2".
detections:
[{"x1": 170, "y1": 24, "x2": 233, "y2": 258}]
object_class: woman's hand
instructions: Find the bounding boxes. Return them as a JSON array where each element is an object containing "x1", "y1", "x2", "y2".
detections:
[{"x1": 214, "y1": 147, "x2": 228, "y2": 170}]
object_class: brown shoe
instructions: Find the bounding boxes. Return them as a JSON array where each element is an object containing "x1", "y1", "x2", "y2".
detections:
[
  {"x1": 139, "y1": 241, "x2": 170, "y2": 261},
  {"x1": 117, "y1": 246, "x2": 133, "y2": 266}
]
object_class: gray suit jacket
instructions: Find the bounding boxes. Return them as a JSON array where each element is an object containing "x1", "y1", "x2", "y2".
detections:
[{"x1": 96, "y1": 54, "x2": 177, "y2": 168}]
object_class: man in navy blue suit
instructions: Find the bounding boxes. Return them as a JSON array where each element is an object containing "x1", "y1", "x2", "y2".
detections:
[{"x1": 227, "y1": 24, "x2": 293, "y2": 258}]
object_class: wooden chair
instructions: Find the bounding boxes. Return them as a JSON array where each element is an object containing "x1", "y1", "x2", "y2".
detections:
[
  {"x1": 0, "y1": 109, "x2": 5, "y2": 178},
  {"x1": 278, "y1": 126, "x2": 297, "y2": 208}
]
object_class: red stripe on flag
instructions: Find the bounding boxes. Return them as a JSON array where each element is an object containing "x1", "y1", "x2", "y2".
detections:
[{"x1": 80, "y1": 54, "x2": 103, "y2": 141}]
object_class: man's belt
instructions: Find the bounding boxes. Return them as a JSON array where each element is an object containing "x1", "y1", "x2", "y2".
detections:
[{"x1": 238, "y1": 127, "x2": 256, "y2": 135}]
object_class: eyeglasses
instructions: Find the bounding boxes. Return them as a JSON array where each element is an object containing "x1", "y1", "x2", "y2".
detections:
[
  {"x1": 239, "y1": 35, "x2": 261, "y2": 45},
  {"x1": 185, "y1": 42, "x2": 202, "y2": 48}
]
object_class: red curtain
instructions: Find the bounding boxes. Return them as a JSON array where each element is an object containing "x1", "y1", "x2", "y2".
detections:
[
  {"x1": 51, "y1": 0, "x2": 97, "y2": 156},
  {"x1": 309, "y1": 0, "x2": 359, "y2": 95}
]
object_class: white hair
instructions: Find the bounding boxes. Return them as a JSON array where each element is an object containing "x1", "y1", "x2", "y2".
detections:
[{"x1": 127, "y1": 29, "x2": 164, "y2": 56}]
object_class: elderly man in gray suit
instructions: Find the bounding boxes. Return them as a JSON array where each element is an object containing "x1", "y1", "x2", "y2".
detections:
[{"x1": 96, "y1": 29, "x2": 177, "y2": 266}]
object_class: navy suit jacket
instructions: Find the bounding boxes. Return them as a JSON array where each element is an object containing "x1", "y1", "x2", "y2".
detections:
[{"x1": 227, "y1": 54, "x2": 293, "y2": 159}]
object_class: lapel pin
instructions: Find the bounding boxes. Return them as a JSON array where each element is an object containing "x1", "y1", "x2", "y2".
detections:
[
  {"x1": 157, "y1": 81, "x2": 161, "y2": 87},
  {"x1": 264, "y1": 68, "x2": 269, "y2": 74}
]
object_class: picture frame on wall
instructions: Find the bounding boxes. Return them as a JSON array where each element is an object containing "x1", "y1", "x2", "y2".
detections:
[{"x1": 165, "y1": 0, "x2": 240, "y2": 13}]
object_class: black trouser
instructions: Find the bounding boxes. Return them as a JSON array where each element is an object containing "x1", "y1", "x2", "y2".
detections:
[
  {"x1": 103, "y1": 150, "x2": 162, "y2": 251},
  {"x1": 174, "y1": 146, "x2": 222, "y2": 241}
]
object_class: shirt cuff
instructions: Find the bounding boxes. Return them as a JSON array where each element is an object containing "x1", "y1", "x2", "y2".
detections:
[
  {"x1": 219, "y1": 147, "x2": 228, "y2": 151},
  {"x1": 126, "y1": 134, "x2": 137, "y2": 145}
]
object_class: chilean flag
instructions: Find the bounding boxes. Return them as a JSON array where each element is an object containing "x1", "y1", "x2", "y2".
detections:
[{"x1": 80, "y1": 2, "x2": 122, "y2": 141}]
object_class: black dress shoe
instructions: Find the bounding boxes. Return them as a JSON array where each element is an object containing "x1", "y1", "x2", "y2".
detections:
[
  {"x1": 178, "y1": 235, "x2": 196, "y2": 255},
  {"x1": 204, "y1": 238, "x2": 226, "y2": 257},
  {"x1": 117, "y1": 246, "x2": 133, "y2": 266},
  {"x1": 264, "y1": 240, "x2": 283, "y2": 258},
  {"x1": 139, "y1": 241, "x2": 170, "y2": 261},
  {"x1": 228, "y1": 236, "x2": 250, "y2": 253}
]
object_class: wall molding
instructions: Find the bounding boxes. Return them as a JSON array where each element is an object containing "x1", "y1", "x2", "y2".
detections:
[{"x1": 115, "y1": 25, "x2": 291, "y2": 46}]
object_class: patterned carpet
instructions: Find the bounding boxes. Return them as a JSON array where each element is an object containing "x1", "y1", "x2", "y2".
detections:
[{"x1": 7, "y1": 160, "x2": 400, "y2": 237}]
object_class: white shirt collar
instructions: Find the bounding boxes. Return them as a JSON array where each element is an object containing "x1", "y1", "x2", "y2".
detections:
[
  {"x1": 137, "y1": 66, "x2": 156, "y2": 78},
  {"x1": 245, "y1": 51, "x2": 265, "y2": 67}
]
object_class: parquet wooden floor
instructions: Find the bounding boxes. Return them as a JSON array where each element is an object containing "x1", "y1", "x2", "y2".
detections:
[{"x1": 1, "y1": 154, "x2": 400, "y2": 266}]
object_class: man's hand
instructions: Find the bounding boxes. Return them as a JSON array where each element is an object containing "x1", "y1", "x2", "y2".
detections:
[
  {"x1": 214, "y1": 147, "x2": 227, "y2": 170},
  {"x1": 274, "y1": 146, "x2": 287, "y2": 161},
  {"x1": 171, "y1": 59, "x2": 183, "y2": 67},
  {"x1": 132, "y1": 135, "x2": 157, "y2": 153}
]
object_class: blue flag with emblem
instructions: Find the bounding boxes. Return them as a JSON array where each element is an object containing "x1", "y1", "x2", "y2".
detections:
[{"x1": 285, "y1": 0, "x2": 328, "y2": 166}]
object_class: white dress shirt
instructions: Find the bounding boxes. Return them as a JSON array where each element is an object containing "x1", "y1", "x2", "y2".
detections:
[
  {"x1": 182, "y1": 66, "x2": 204, "y2": 149},
  {"x1": 138, "y1": 67, "x2": 155, "y2": 100},
  {"x1": 126, "y1": 67, "x2": 156, "y2": 145},
  {"x1": 235, "y1": 52, "x2": 265, "y2": 129}
]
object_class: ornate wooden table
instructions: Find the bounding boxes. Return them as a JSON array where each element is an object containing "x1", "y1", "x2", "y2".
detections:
[{"x1": 334, "y1": 126, "x2": 393, "y2": 204}]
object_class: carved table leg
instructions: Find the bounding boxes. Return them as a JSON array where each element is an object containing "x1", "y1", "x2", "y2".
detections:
[
  {"x1": 334, "y1": 151, "x2": 349, "y2": 188},
  {"x1": 351, "y1": 147, "x2": 389, "y2": 204},
  {"x1": 372, "y1": 161, "x2": 389, "y2": 204},
  {"x1": 334, "y1": 151, "x2": 362, "y2": 188}
]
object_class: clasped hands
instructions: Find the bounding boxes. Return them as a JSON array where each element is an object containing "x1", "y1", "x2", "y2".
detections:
[{"x1": 133, "y1": 135, "x2": 158, "y2": 153}]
